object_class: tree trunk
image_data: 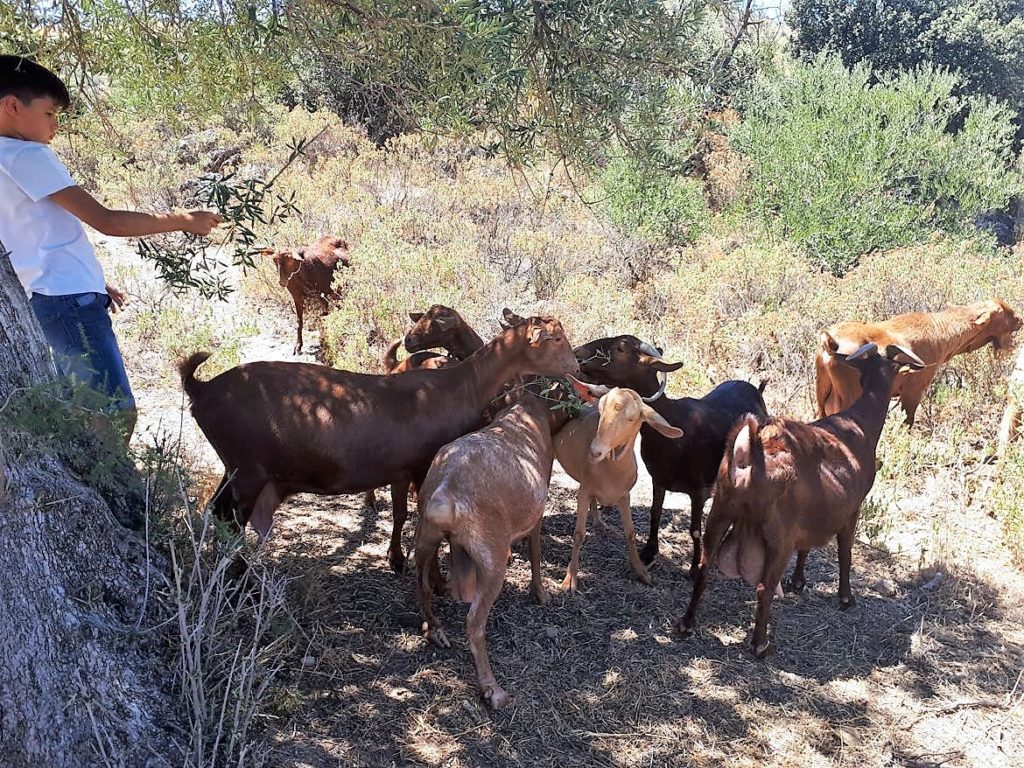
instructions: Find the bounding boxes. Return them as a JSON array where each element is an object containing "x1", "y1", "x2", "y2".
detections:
[{"x1": 0, "y1": 251, "x2": 173, "y2": 766}]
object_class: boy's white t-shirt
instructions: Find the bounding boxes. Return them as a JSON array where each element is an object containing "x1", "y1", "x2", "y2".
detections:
[{"x1": 0, "y1": 136, "x2": 105, "y2": 297}]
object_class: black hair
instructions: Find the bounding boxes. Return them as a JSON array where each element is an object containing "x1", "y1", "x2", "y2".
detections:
[{"x1": 0, "y1": 55, "x2": 71, "y2": 109}]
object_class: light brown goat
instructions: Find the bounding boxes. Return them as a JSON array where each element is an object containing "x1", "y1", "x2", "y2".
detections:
[
  {"x1": 264, "y1": 235, "x2": 352, "y2": 355},
  {"x1": 815, "y1": 298, "x2": 1021, "y2": 425},
  {"x1": 415, "y1": 383, "x2": 572, "y2": 709},
  {"x1": 179, "y1": 310, "x2": 579, "y2": 575},
  {"x1": 679, "y1": 342, "x2": 925, "y2": 657},
  {"x1": 554, "y1": 380, "x2": 682, "y2": 591}
]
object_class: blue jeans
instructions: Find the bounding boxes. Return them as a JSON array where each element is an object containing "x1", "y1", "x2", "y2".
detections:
[{"x1": 30, "y1": 291, "x2": 136, "y2": 412}]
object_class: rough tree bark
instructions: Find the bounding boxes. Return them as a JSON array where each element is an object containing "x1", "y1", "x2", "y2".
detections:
[{"x1": 0, "y1": 251, "x2": 173, "y2": 766}]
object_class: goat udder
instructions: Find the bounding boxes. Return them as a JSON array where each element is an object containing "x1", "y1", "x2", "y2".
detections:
[{"x1": 717, "y1": 531, "x2": 783, "y2": 597}]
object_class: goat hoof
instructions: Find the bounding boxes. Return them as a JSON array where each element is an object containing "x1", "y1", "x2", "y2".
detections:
[
  {"x1": 425, "y1": 625, "x2": 450, "y2": 648},
  {"x1": 753, "y1": 641, "x2": 774, "y2": 659},
  {"x1": 560, "y1": 573, "x2": 578, "y2": 593},
  {"x1": 484, "y1": 684, "x2": 509, "y2": 710},
  {"x1": 533, "y1": 587, "x2": 551, "y2": 606},
  {"x1": 785, "y1": 577, "x2": 806, "y2": 594},
  {"x1": 639, "y1": 546, "x2": 658, "y2": 566},
  {"x1": 388, "y1": 549, "x2": 406, "y2": 574},
  {"x1": 674, "y1": 618, "x2": 695, "y2": 638},
  {"x1": 635, "y1": 568, "x2": 653, "y2": 586},
  {"x1": 838, "y1": 595, "x2": 856, "y2": 611}
]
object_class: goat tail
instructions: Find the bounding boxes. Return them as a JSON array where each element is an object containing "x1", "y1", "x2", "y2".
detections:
[
  {"x1": 178, "y1": 351, "x2": 212, "y2": 400},
  {"x1": 726, "y1": 414, "x2": 762, "y2": 491},
  {"x1": 757, "y1": 378, "x2": 769, "y2": 394},
  {"x1": 383, "y1": 338, "x2": 402, "y2": 372}
]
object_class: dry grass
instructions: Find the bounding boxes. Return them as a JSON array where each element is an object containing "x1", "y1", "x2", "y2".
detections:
[{"x1": 248, "y1": 481, "x2": 1024, "y2": 768}]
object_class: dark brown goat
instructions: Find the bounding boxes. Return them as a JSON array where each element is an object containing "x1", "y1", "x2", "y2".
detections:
[
  {"x1": 366, "y1": 306, "x2": 486, "y2": 511},
  {"x1": 416, "y1": 382, "x2": 573, "y2": 709},
  {"x1": 179, "y1": 310, "x2": 579, "y2": 574},
  {"x1": 264, "y1": 235, "x2": 351, "y2": 355},
  {"x1": 384, "y1": 304, "x2": 486, "y2": 373},
  {"x1": 678, "y1": 342, "x2": 926, "y2": 657},
  {"x1": 573, "y1": 335, "x2": 769, "y2": 577}
]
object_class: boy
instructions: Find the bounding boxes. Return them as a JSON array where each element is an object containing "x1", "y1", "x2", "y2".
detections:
[{"x1": 0, "y1": 55, "x2": 221, "y2": 443}]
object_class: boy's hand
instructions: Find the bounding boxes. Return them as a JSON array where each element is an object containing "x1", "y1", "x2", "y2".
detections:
[
  {"x1": 180, "y1": 211, "x2": 222, "y2": 236},
  {"x1": 105, "y1": 283, "x2": 127, "y2": 311}
]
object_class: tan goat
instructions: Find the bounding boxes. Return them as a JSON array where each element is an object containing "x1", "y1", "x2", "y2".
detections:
[{"x1": 554, "y1": 379, "x2": 683, "y2": 591}]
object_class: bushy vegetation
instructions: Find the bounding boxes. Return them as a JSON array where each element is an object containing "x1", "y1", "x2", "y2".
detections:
[
  {"x1": 599, "y1": 157, "x2": 709, "y2": 247},
  {"x1": 789, "y1": 0, "x2": 1024, "y2": 126},
  {"x1": 731, "y1": 55, "x2": 1021, "y2": 275}
]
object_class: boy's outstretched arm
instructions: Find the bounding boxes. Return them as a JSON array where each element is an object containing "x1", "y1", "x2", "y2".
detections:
[{"x1": 49, "y1": 186, "x2": 221, "y2": 237}]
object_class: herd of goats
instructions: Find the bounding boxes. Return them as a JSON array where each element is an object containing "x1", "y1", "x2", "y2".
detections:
[{"x1": 178, "y1": 235, "x2": 1024, "y2": 709}]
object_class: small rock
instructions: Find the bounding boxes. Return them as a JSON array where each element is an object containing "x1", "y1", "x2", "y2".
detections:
[
  {"x1": 544, "y1": 625, "x2": 559, "y2": 640},
  {"x1": 921, "y1": 573, "x2": 944, "y2": 592},
  {"x1": 301, "y1": 655, "x2": 316, "y2": 667},
  {"x1": 836, "y1": 725, "x2": 862, "y2": 747},
  {"x1": 874, "y1": 578, "x2": 897, "y2": 597}
]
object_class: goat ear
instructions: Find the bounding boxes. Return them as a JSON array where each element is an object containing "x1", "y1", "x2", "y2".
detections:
[
  {"x1": 884, "y1": 344, "x2": 926, "y2": 370},
  {"x1": 821, "y1": 331, "x2": 839, "y2": 354},
  {"x1": 502, "y1": 308, "x2": 526, "y2": 326},
  {"x1": 975, "y1": 309, "x2": 994, "y2": 326},
  {"x1": 637, "y1": 354, "x2": 684, "y2": 373},
  {"x1": 409, "y1": 312, "x2": 423, "y2": 323},
  {"x1": 435, "y1": 313, "x2": 458, "y2": 331},
  {"x1": 641, "y1": 405, "x2": 683, "y2": 439},
  {"x1": 528, "y1": 325, "x2": 551, "y2": 345},
  {"x1": 567, "y1": 374, "x2": 608, "y2": 401}
]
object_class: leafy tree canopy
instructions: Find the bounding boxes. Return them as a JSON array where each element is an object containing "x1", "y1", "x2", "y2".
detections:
[
  {"x1": 1, "y1": 0, "x2": 721, "y2": 169},
  {"x1": 788, "y1": 0, "x2": 1024, "y2": 125}
]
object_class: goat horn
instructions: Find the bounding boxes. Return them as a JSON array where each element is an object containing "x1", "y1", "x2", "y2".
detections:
[
  {"x1": 639, "y1": 341, "x2": 668, "y2": 402},
  {"x1": 846, "y1": 342, "x2": 878, "y2": 361},
  {"x1": 642, "y1": 371, "x2": 669, "y2": 403}
]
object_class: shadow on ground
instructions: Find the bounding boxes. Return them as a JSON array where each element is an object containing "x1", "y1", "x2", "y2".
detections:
[{"x1": 259, "y1": 486, "x2": 1023, "y2": 767}]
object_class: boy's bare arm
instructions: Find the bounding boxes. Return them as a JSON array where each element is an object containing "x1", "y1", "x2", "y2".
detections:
[{"x1": 49, "y1": 186, "x2": 221, "y2": 237}]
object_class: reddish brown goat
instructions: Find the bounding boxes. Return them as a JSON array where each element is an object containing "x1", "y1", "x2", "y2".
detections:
[
  {"x1": 179, "y1": 310, "x2": 579, "y2": 574},
  {"x1": 264, "y1": 235, "x2": 352, "y2": 355},
  {"x1": 815, "y1": 298, "x2": 1021, "y2": 426},
  {"x1": 679, "y1": 342, "x2": 926, "y2": 657},
  {"x1": 416, "y1": 381, "x2": 573, "y2": 709}
]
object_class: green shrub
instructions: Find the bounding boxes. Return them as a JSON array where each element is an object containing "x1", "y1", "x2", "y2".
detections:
[
  {"x1": 600, "y1": 157, "x2": 709, "y2": 246},
  {"x1": 732, "y1": 55, "x2": 1022, "y2": 275}
]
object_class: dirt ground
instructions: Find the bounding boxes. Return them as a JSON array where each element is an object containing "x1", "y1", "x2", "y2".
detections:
[{"x1": 97, "y1": 238, "x2": 1024, "y2": 768}]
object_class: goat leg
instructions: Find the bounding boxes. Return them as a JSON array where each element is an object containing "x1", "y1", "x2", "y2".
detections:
[
  {"x1": 751, "y1": 544, "x2": 788, "y2": 658},
  {"x1": 363, "y1": 489, "x2": 377, "y2": 508},
  {"x1": 687, "y1": 489, "x2": 707, "y2": 580},
  {"x1": 640, "y1": 484, "x2": 666, "y2": 565},
  {"x1": 588, "y1": 501, "x2": 611, "y2": 534},
  {"x1": 415, "y1": 526, "x2": 449, "y2": 648},
  {"x1": 291, "y1": 290, "x2": 304, "y2": 355},
  {"x1": 209, "y1": 473, "x2": 240, "y2": 533},
  {"x1": 836, "y1": 522, "x2": 857, "y2": 610},
  {"x1": 785, "y1": 550, "x2": 809, "y2": 593},
  {"x1": 561, "y1": 492, "x2": 592, "y2": 593},
  {"x1": 616, "y1": 494, "x2": 651, "y2": 585},
  {"x1": 677, "y1": 501, "x2": 732, "y2": 636},
  {"x1": 466, "y1": 560, "x2": 509, "y2": 710},
  {"x1": 528, "y1": 520, "x2": 550, "y2": 605},
  {"x1": 388, "y1": 479, "x2": 412, "y2": 573}
]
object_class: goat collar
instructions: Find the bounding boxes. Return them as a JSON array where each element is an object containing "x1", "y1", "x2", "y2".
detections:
[{"x1": 639, "y1": 342, "x2": 668, "y2": 403}]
